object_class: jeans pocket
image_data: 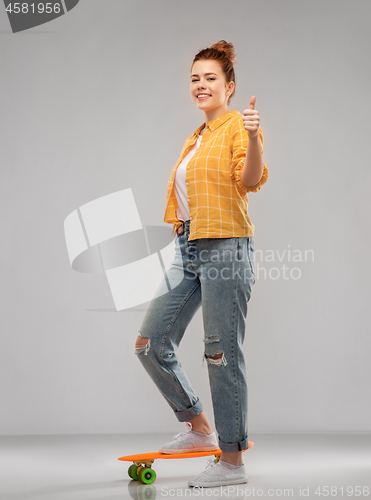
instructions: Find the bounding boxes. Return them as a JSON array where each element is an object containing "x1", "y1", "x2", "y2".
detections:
[
  {"x1": 237, "y1": 238, "x2": 242, "y2": 261},
  {"x1": 247, "y1": 237, "x2": 256, "y2": 282}
]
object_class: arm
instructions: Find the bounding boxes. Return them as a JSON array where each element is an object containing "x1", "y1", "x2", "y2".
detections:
[
  {"x1": 230, "y1": 112, "x2": 268, "y2": 193},
  {"x1": 241, "y1": 133, "x2": 264, "y2": 188},
  {"x1": 240, "y1": 96, "x2": 267, "y2": 189}
]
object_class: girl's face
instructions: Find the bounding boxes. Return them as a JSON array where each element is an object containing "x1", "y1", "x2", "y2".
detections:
[{"x1": 190, "y1": 59, "x2": 234, "y2": 116}]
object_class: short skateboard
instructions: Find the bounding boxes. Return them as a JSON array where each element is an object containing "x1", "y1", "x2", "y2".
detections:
[{"x1": 118, "y1": 441, "x2": 254, "y2": 484}]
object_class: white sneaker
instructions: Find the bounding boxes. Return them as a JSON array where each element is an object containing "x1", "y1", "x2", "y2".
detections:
[
  {"x1": 159, "y1": 422, "x2": 219, "y2": 454},
  {"x1": 188, "y1": 458, "x2": 248, "y2": 487}
]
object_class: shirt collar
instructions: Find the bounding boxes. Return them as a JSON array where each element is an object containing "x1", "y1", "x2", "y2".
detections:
[{"x1": 194, "y1": 110, "x2": 240, "y2": 136}]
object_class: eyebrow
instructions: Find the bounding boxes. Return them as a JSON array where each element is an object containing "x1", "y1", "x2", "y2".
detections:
[{"x1": 191, "y1": 72, "x2": 218, "y2": 78}]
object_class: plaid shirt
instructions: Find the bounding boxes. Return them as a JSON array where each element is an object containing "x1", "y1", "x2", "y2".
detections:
[{"x1": 163, "y1": 110, "x2": 268, "y2": 240}]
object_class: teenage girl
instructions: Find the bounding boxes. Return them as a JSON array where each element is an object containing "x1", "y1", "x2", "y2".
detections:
[{"x1": 135, "y1": 40, "x2": 268, "y2": 488}]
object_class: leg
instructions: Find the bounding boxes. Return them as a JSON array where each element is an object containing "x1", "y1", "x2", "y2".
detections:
[
  {"x1": 135, "y1": 228, "x2": 204, "y2": 421},
  {"x1": 186, "y1": 411, "x2": 213, "y2": 434},
  {"x1": 197, "y1": 236, "x2": 256, "y2": 463}
]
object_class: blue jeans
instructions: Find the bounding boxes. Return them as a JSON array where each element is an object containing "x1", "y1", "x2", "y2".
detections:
[{"x1": 136, "y1": 220, "x2": 256, "y2": 452}]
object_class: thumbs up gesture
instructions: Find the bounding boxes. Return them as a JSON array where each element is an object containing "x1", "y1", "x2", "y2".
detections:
[{"x1": 242, "y1": 96, "x2": 260, "y2": 138}]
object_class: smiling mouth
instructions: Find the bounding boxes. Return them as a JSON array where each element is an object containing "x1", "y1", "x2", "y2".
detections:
[{"x1": 197, "y1": 94, "x2": 211, "y2": 99}]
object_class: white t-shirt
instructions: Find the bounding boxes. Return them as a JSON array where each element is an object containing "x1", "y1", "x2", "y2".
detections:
[{"x1": 174, "y1": 127, "x2": 204, "y2": 221}]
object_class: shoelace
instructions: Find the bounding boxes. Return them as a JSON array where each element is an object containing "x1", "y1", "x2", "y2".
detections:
[{"x1": 172, "y1": 421, "x2": 193, "y2": 440}]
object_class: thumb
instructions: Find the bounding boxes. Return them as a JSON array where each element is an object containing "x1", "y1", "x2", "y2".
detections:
[{"x1": 249, "y1": 96, "x2": 256, "y2": 110}]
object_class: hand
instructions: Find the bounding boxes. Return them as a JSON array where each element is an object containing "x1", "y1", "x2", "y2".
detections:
[{"x1": 242, "y1": 96, "x2": 260, "y2": 138}]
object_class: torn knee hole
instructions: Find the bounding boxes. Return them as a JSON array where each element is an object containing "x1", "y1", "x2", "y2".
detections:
[
  {"x1": 204, "y1": 335, "x2": 220, "y2": 344},
  {"x1": 205, "y1": 352, "x2": 228, "y2": 366},
  {"x1": 135, "y1": 334, "x2": 151, "y2": 355},
  {"x1": 207, "y1": 353, "x2": 223, "y2": 360},
  {"x1": 135, "y1": 335, "x2": 149, "y2": 348}
]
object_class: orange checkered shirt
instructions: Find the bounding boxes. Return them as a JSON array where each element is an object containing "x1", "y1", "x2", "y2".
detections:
[{"x1": 163, "y1": 110, "x2": 268, "y2": 240}]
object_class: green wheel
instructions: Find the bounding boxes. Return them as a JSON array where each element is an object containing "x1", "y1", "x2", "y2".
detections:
[
  {"x1": 128, "y1": 464, "x2": 139, "y2": 480},
  {"x1": 139, "y1": 467, "x2": 156, "y2": 484}
]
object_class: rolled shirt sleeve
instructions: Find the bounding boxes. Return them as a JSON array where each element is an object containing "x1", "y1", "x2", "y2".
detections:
[{"x1": 230, "y1": 119, "x2": 268, "y2": 193}]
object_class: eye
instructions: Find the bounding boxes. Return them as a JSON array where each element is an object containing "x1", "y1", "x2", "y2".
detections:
[{"x1": 191, "y1": 77, "x2": 216, "y2": 82}]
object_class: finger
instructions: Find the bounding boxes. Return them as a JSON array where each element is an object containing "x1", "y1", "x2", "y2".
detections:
[
  {"x1": 249, "y1": 96, "x2": 256, "y2": 110},
  {"x1": 243, "y1": 110, "x2": 259, "y2": 119},
  {"x1": 243, "y1": 119, "x2": 259, "y2": 127}
]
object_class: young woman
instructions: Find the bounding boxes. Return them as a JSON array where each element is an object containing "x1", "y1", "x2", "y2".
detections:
[{"x1": 135, "y1": 40, "x2": 268, "y2": 488}]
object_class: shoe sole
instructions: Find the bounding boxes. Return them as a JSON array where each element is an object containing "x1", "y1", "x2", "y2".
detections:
[
  {"x1": 159, "y1": 446, "x2": 219, "y2": 454},
  {"x1": 188, "y1": 477, "x2": 248, "y2": 488}
]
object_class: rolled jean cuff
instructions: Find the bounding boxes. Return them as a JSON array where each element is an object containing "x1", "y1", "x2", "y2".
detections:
[
  {"x1": 218, "y1": 436, "x2": 249, "y2": 453},
  {"x1": 174, "y1": 398, "x2": 203, "y2": 422}
]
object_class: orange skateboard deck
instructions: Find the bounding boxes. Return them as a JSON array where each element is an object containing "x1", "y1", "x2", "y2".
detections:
[{"x1": 118, "y1": 441, "x2": 254, "y2": 484}]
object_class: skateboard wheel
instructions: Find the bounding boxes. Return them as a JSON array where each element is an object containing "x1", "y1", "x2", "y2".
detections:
[
  {"x1": 138, "y1": 467, "x2": 156, "y2": 484},
  {"x1": 128, "y1": 464, "x2": 139, "y2": 480}
]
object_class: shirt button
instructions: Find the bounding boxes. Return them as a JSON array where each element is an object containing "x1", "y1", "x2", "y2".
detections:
[
  {"x1": 186, "y1": 182, "x2": 189, "y2": 185},
  {"x1": 187, "y1": 166, "x2": 189, "y2": 169},
  {"x1": 187, "y1": 198, "x2": 190, "y2": 202}
]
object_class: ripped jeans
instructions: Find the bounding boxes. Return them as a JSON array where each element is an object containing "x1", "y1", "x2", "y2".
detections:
[{"x1": 136, "y1": 219, "x2": 256, "y2": 453}]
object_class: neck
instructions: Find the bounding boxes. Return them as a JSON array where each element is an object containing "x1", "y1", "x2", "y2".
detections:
[{"x1": 203, "y1": 104, "x2": 230, "y2": 123}]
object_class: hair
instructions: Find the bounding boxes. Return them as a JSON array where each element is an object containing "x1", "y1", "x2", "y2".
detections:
[{"x1": 191, "y1": 40, "x2": 236, "y2": 101}]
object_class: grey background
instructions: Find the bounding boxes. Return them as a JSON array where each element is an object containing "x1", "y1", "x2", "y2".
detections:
[{"x1": 0, "y1": 0, "x2": 370, "y2": 436}]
